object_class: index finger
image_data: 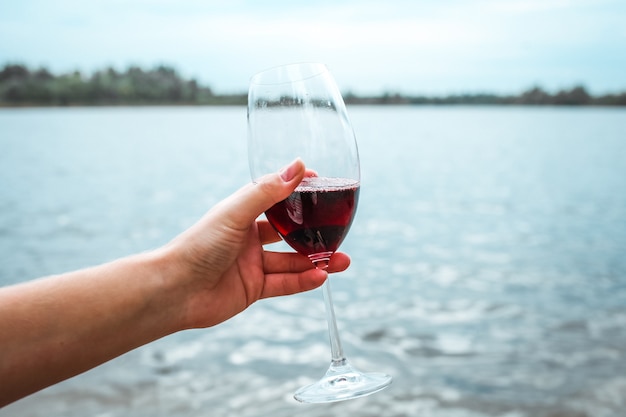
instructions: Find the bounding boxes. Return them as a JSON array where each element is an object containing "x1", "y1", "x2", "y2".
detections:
[{"x1": 258, "y1": 220, "x2": 281, "y2": 245}]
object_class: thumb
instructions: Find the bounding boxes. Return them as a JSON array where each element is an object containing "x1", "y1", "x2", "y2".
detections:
[{"x1": 216, "y1": 158, "x2": 305, "y2": 228}]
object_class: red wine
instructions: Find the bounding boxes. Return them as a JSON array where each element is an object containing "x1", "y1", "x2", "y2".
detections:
[{"x1": 265, "y1": 177, "x2": 359, "y2": 264}]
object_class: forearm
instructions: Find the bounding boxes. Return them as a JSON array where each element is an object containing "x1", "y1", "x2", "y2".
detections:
[
  {"x1": 0, "y1": 249, "x2": 183, "y2": 406},
  {"x1": 0, "y1": 160, "x2": 332, "y2": 407}
]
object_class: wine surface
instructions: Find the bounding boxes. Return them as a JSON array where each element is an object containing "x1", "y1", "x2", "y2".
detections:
[{"x1": 265, "y1": 177, "x2": 360, "y2": 259}]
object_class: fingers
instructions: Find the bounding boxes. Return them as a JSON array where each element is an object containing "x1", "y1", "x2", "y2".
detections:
[
  {"x1": 214, "y1": 159, "x2": 305, "y2": 230},
  {"x1": 260, "y1": 268, "x2": 328, "y2": 299},
  {"x1": 257, "y1": 220, "x2": 281, "y2": 244},
  {"x1": 261, "y1": 252, "x2": 351, "y2": 299},
  {"x1": 262, "y1": 251, "x2": 351, "y2": 274},
  {"x1": 326, "y1": 252, "x2": 351, "y2": 273}
]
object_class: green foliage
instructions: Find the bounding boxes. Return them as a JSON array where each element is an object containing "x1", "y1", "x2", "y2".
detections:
[
  {"x1": 1, "y1": 63, "x2": 624, "y2": 106},
  {"x1": 0, "y1": 63, "x2": 245, "y2": 106},
  {"x1": 346, "y1": 85, "x2": 626, "y2": 106},
  {"x1": 364, "y1": 86, "x2": 626, "y2": 106}
]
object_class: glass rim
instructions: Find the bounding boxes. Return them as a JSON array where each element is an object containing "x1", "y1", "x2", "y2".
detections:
[{"x1": 249, "y1": 62, "x2": 329, "y2": 85}]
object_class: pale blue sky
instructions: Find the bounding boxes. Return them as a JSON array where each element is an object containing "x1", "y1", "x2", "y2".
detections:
[{"x1": 1, "y1": 0, "x2": 625, "y2": 95}]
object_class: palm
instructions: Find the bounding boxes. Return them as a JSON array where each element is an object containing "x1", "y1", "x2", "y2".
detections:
[
  {"x1": 179, "y1": 220, "x2": 265, "y2": 328},
  {"x1": 178, "y1": 218, "x2": 344, "y2": 330}
]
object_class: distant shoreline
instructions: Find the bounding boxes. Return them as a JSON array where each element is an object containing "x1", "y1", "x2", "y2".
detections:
[{"x1": 2, "y1": 63, "x2": 625, "y2": 107}]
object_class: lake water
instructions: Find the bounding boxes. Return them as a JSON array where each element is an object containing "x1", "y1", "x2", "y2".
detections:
[{"x1": 1, "y1": 106, "x2": 626, "y2": 417}]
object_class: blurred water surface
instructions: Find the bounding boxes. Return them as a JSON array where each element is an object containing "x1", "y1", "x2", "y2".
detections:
[{"x1": 1, "y1": 106, "x2": 626, "y2": 417}]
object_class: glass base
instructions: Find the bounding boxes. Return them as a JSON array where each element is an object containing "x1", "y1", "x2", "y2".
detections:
[{"x1": 294, "y1": 359, "x2": 392, "y2": 403}]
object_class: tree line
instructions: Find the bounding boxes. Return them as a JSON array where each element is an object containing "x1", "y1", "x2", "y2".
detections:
[
  {"x1": 345, "y1": 86, "x2": 626, "y2": 106},
  {"x1": 0, "y1": 64, "x2": 244, "y2": 106},
  {"x1": 1, "y1": 63, "x2": 625, "y2": 106}
]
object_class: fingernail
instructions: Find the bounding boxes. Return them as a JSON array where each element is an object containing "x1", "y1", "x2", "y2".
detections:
[{"x1": 279, "y1": 158, "x2": 301, "y2": 182}]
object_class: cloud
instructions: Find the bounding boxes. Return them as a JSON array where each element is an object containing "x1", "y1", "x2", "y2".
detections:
[{"x1": 1, "y1": 0, "x2": 625, "y2": 94}]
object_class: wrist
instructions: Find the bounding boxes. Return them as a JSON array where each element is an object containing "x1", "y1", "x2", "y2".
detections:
[{"x1": 134, "y1": 247, "x2": 190, "y2": 335}]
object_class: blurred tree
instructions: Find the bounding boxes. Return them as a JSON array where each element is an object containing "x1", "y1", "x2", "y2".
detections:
[
  {"x1": 553, "y1": 86, "x2": 591, "y2": 105},
  {"x1": 516, "y1": 87, "x2": 552, "y2": 105},
  {"x1": 0, "y1": 63, "x2": 623, "y2": 107}
]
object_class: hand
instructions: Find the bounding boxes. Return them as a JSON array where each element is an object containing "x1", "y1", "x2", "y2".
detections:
[
  {"x1": 0, "y1": 158, "x2": 351, "y2": 406},
  {"x1": 164, "y1": 158, "x2": 350, "y2": 329}
]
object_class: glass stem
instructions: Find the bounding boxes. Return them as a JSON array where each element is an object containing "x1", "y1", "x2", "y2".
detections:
[{"x1": 322, "y1": 279, "x2": 347, "y2": 365}]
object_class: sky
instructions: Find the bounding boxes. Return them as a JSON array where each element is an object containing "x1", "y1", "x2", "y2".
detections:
[{"x1": 1, "y1": 0, "x2": 625, "y2": 96}]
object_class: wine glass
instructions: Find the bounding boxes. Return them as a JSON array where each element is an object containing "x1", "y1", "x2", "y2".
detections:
[{"x1": 247, "y1": 62, "x2": 392, "y2": 403}]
